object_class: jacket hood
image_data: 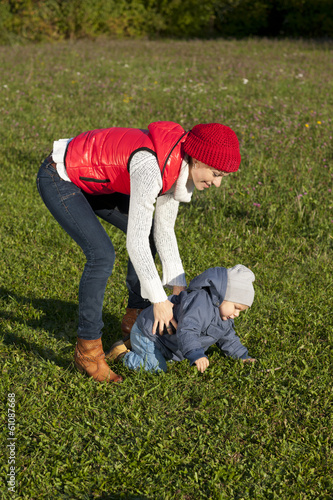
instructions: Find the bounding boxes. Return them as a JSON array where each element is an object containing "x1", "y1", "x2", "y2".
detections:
[{"x1": 187, "y1": 267, "x2": 228, "y2": 307}]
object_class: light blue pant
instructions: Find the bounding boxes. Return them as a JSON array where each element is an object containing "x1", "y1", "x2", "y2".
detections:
[{"x1": 123, "y1": 321, "x2": 168, "y2": 373}]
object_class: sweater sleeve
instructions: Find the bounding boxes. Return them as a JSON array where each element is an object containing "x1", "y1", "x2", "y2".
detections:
[
  {"x1": 127, "y1": 151, "x2": 168, "y2": 303},
  {"x1": 154, "y1": 194, "x2": 187, "y2": 288}
]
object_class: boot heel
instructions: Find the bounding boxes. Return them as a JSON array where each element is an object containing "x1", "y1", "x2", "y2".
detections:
[
  {"x1": 74, "y1": 337, "x2": 123, "y2": 383},
  {"x1": 74, "y1": 361, "x2": 85, "y2": 374}
]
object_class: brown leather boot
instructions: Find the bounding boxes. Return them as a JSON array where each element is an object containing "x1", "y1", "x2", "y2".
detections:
[
  {"x1": 121, "y1": 308, "x2": 143, "y2": 337},
  {"x1": 74, "y1": 338, "x2": 123, "y2": 383}
]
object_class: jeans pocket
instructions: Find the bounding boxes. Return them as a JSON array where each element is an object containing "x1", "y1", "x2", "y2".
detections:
[{"x1": 60, "y1": 191, "x2": 79, "y2": 202}]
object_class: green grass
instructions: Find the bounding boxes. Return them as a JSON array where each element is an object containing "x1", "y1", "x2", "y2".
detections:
[{"x1": 0, "y1": 38, "x2": 332, "y2": 499}]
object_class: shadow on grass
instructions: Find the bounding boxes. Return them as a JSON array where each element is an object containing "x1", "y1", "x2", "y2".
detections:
[{"x1": 0, "y1": 287, "x2": 121, "y2": 369}]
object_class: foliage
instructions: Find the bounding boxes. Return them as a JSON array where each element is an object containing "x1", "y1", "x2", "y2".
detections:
[
  {"x1": 143, "y1": 0, "x2": 216, "y2": 37},
  {"x1": 0, "y1": 0, "x2": 332, "y2": 43},
  {"x1": 277, "y1": 0, "x2": 333, "y2": 37},
  {"x1": 214, "y1": 0, "x2": 333, "y2": 38},
  {"x1": 213, "y1": 0, "x2": 271, "y2": 38},
  {"x1": 0, "y1": 38, "x2": 333, "y2": 498}
]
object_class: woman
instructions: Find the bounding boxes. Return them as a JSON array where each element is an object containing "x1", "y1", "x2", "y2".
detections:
[{"x1": 36, "y1": 121, "x2": 241, "y2": 383}]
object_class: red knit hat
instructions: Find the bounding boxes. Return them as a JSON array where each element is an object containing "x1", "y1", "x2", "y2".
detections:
[{"x1": 183, "y1": 123, "x2": 241, "y2": 172}]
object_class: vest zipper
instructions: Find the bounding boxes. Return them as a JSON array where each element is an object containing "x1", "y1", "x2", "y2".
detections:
[
  {"x1": 79, "y1": 177, "x2": 110, "y2": 183},
  {"x1": 159, "y1": 131, "x2": 188, "y2": 195}
]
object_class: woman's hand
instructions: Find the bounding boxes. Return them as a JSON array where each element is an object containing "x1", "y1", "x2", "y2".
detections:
[
  {"x1": 195, "y1": 357, "x2": 209, "y2": 373},
  {"x1": 153, "y1": 300, "x2": 177, "y2": 335}
]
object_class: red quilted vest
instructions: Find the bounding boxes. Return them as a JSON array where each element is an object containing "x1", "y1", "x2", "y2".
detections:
[{"x1": 65, "y1": 121, "x2": 188, "y2": 195}]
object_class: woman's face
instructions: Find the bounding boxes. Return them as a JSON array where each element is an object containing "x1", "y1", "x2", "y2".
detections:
[{"x1": 189, "y1": 160, "x2": 230, "y2": 191}]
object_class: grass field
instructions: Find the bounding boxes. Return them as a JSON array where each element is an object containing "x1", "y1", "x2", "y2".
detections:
[{"x1": 0, "y1": 38, "x2": 332, "y2": 499}]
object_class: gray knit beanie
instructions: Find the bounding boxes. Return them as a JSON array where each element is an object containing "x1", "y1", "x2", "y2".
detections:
[{"x1": 224, "y1": 265, "x2": 255, "y2": 307}]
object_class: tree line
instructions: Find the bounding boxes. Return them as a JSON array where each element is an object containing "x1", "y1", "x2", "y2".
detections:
[{"x1": 0, "y1": 0, "x2": 332, "y2": 43}]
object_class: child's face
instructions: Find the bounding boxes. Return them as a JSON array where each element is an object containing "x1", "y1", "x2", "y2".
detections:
[
  {"x1": 219, "y1": 301, "x2": 248, "y2": 321},
  {"x1": 189, "y1": 160, "x2": 230, "y2": 191}
]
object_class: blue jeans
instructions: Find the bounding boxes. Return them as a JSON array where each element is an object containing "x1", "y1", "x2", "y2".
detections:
[
  {"x1": 123, "y1": 321, "x2": 167, "y2": 373},
  {"x1": 36, "y1": 157, "x2": 156, "y2": 340}
]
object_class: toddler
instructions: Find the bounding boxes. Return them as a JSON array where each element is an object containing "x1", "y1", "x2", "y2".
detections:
[{"x1": 106, "y1": 265, "x2": 255, "y2": 373}]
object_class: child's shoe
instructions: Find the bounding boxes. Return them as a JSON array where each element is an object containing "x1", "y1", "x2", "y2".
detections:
[
  {"x1": 105, "y1": 340, "x2": 130, "y2": 363},
  {"x1": 123, "y1": 337, "x2": 131, "y2": 349}
]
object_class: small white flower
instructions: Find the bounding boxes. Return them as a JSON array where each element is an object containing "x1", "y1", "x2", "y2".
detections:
[{"x1": 243, "y1": 78, "x2": 248, "y2": 84}]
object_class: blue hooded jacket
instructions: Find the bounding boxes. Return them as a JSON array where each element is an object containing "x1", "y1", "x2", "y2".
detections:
[{"x1": 135, "y1": 267, "x2": 250, "y2": 365}]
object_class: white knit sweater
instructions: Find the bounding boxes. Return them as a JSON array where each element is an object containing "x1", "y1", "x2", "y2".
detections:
[{"x1": 53, "y1": 140, "x2": 194, "y2": 304}]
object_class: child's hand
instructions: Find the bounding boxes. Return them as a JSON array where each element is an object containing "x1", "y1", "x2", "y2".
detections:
[
  {"x1": 172, "y1": 285, "x2": 186, "y2": 296},
  {"x1": 242, "y1": 358, "x2": 256, "y2": 363},
  {"x1": 195, "y1": 357, "x2": 209, "y2": 373}
]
